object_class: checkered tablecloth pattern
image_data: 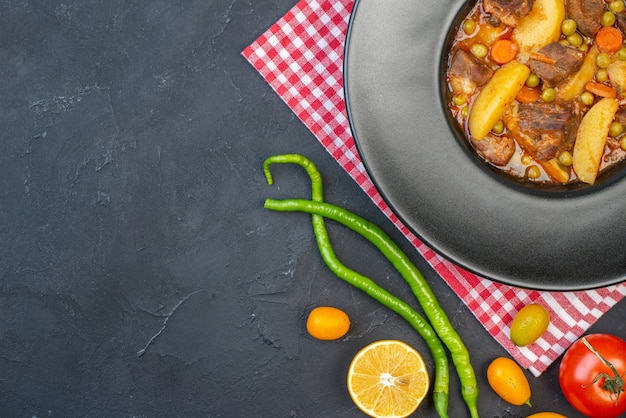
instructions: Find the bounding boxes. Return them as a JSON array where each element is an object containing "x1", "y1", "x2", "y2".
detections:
[{"x1": 243, "y1": 0, "x2": 626, "y2": 376}]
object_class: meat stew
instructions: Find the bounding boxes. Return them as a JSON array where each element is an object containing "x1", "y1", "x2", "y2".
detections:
[{"x1": 446, "y1": 0, "x2": 626, "y2": 185}]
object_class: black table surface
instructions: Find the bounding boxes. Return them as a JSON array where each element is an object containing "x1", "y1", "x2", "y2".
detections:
[{"x1": 2, "y1": 1, "x2": 625, "y2": 417}]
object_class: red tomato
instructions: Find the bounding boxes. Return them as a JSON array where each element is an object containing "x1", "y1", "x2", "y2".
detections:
[{"x1": 559, "y1": 334, "x2": 626, "y2": 418}]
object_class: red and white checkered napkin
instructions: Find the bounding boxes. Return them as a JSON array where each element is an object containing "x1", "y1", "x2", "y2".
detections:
[{"x1": 243, "y1": 0, "x2": 626, "y2": 376}]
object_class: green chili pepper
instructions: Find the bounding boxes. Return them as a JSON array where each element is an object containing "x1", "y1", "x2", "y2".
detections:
[
  {"x1": 264, "y1": 154, "x2": 449, "y2": 417},
  {"x1": 263, "y1": 154, "x2": 480, "y2": 418}
]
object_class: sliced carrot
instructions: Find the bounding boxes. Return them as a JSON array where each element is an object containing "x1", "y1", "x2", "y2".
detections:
[
  {"x1": 529, "y1": 52, "x2": 557, "y2": 65},
  {"x1": 490, "y1": 39, "x2": 519, "y2": 64},
  {"x1": 516, "y1": 85, "x2": 542, "y2": 103},
  {"x1": 595, "y1": 26, "x2": 623, "y2": 53},
  {"x1": 585, "y1": 81, "x2": 617, "y2": 98}
]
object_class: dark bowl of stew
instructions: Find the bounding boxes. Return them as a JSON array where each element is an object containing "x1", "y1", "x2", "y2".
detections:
[
  {"x1": 442, "y1": 0, "x2": 626, "y2": 194},
  {"x1": 344, "y1": 0, "x2": 626, "y2": 290}
]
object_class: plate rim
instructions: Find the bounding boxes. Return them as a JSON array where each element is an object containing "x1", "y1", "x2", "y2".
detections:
[{"x1": 343, "y1": 0, "x2": 626, "y2": 291}]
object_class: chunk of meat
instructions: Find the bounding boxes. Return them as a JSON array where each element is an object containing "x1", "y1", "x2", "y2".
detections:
[
  {"x1": 602, "y1": 137, "x2": 626, "y2": 169},
  {"x1": 618, "y1": 13, "x2": 626, "y2": 36},
  {"x1": 448, "y1": 49, "x2": 494, "y2": 95},
  {"x1": 504, "y1": 102, "x2": 580, "y2": 160},
  {"x1": 529, "y1": 43, "x2": 584, "y2": 86},
  {"x1": 566, "y1": 0, "x2": 604, "y2": 37},
  {"x1": 483, "y1": 0, "x2": 535, "y2": 26},
  {"x1": 471, "y1": 134, "x2": 516, "y2": 166}
]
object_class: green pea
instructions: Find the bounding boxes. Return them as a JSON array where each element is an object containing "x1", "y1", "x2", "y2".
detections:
[
  {"x1": 461, "y1": 106, "x2": 469, "y2": 118},
  {"x1": 596, "y1": 68, "x2": 609, "y2": 82},
  {"x1": 492, "y1": 120, "x2": 504, "y2": 134},
  {"x1": 463, "y1": 19, "x2": 476, "y2": 35},
  {"x1": 521, "y1": 154, "x2": 533, "y2": 165},
  {"x1": 541, "y1": 88, "x2": 556, "y2": 102},
  {"x1": 621, "y1": 136, "x2": 626, "y2": 150},
  {"x1": 526, "y1": 165, "x2": 541, "y2": 179},
  {"x1": 610, "y1": 0, "x2": 625, "y2": 12},
  {"x1": 526, "y1": 73, "x2": 540, "y2": 88},
  {"x1": 471, "y1": 43, "x2": 488, "y2": 58},
  {"x1": 597, "y1": 52, "x2": 611, "y2": 69},
  {"x1": 558, "y1": 151, "x2": 573, "y2": 167},
  {"x1": 453, "y1": 94, "x2": 467, "y2": 106},
  {"x1": 580, "y1": 91, "x2": 595, "y2": 106},
  {"x1": 602, "y1": 11, "x2": 616, "y2": 27},
  {"x1": 567, "y1": 33, "x2": 584, "y2": 47},
  {"x1": 610, "y1": 121, "x2": 623, "y2": 137},
  {"x1": 616, "y1": 47, "x2": 626, "y2": 61},
  {"x1": 561, "y1": 19, "x2": 577, "y2": 36}
]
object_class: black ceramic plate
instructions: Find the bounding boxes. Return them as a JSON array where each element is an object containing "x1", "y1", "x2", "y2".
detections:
[{"x1": 344, "y1": 0, "x2": 626, "y2": 290}]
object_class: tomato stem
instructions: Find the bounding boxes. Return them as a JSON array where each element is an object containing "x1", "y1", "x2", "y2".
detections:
[{"x1": 582, "y1": 337, "x2": 625, "y2": 404}]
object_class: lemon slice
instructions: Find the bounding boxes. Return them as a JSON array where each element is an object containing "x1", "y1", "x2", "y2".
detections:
[{"x1": 347, "y1": 340, "x2": 429, "y2": 418}]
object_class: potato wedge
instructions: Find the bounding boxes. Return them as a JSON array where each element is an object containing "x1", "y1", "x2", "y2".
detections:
[
  {"x1": 513, "y1": 0, "x2": 565, "y2": 61},
  {"x1": 469, "y1": 61, "x2": 530, "y2": 141},
  {"x1": 573, "y1": 97, "x2": 619, "y2": 184},
  {"x1": 540, "y1": 158, "x2": 571, "y2": 183},
  {"x1": 607, "y1": 59, "x2": 626, "y2": 92},
  {"x1": 513, "y1": 0, "x2": 565, "y2": 58},
  {"x1": 557, "y1": 45, "x2": 599, "y2": 101}
]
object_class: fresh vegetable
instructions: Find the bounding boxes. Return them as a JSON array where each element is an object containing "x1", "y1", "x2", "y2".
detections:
[
  {"x1": 263, "y1": 154, "x2": 450, "y2": 418},
  {"x1": 306, "y1": 306, "x2": 350, "y2": 340},
  {"x1": 487, "y1": 357, "x2": 532, "y2": 406},
  {"x1": 509, "y1": 303, "x2": 550, "y2": 347},
  {"x1": 469, "y1": 60, "x2": 530, "y2": 140},
  {"x1": 596, "y1": 26, "x2": 624, "y2": 53},
  {"x1": 572, "y1": 97, "x2": 619, "y2": 184},
  {"x1": 263, "y1": 154, "x2": 481, "y2": 418},
  {"x1": 559, "y1": 334, "x2": 626, "y2": 418},
  {"x1": 266, "y1": 195, "x2": 452, "y2": 417},
  {"x1": 527, "y1": 413, "x2": 567, "y2": 418},
  {"x1": 347, "y1": 340, "x2": 429, "y2": 418},
  {"x1": 490, "y1": 39, "x2": 519, "y2": 64},
  {"x1": 512, "y1": 0, "x2": 565, "y2": 60}
]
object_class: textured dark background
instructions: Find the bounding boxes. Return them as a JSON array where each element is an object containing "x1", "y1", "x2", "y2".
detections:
[{"x1": 1, "y1": 1, "x2": 625, "y2": 417}]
